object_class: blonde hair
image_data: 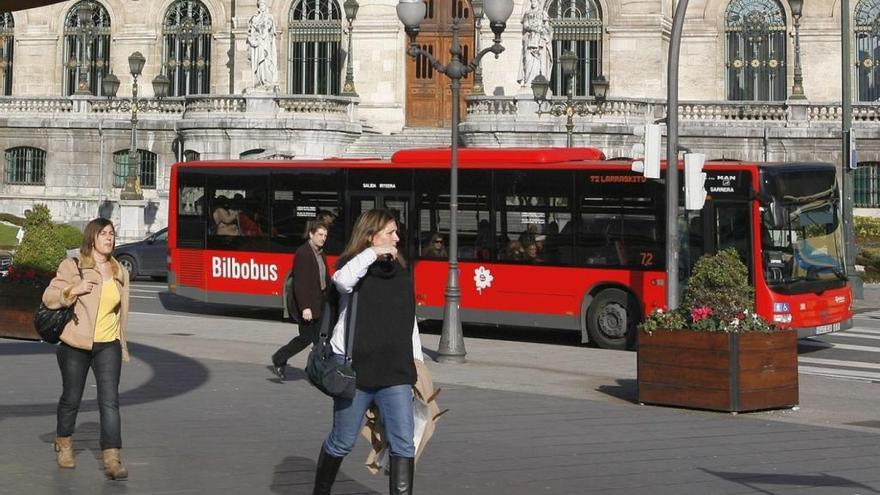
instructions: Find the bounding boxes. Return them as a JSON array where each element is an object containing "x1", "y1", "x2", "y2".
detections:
[
  {"x1": 337, "y1": 208, "x2": 406, "y2": 268},
  {"x1": 80, "y1": 217, "x2": 115, "y2": 258}
]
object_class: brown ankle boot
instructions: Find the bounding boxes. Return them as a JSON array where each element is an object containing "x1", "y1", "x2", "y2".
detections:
[
  {"x1": 102, "y1": 448, "x2": 128, "y2": 480},
  {"x1": 54, "y1": 436, "x2": 75, "y2": 469}
]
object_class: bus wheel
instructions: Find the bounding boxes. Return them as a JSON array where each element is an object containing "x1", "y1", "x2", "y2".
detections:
[{"x1": 587, "y1": 288, "x2": 637, "y2": 350}]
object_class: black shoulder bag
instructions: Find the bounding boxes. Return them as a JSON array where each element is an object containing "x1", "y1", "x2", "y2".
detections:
[
  {"x1": 34, "y1": 257, "x2": 81, "y2": 344},
  {"x1": 305, "y1": 288, "x2": 358, "y2": 400}
]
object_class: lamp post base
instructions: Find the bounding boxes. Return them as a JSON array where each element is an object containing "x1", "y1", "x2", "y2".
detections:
[
  {"x1": 118, "y1": 199, "x2": 147, "y2": 244},
  {"x1": 437, "y1": 300, "x2": 466, "y2": 363}
]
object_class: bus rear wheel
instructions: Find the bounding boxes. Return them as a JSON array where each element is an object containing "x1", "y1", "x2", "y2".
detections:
[{"x1": 587, "y1": 288, "x2": 637, "y2": 350}]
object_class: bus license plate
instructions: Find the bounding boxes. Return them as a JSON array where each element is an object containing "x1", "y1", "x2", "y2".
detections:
[{"x1": 816, "y1": 323, "x2": 840, "y2": 335}]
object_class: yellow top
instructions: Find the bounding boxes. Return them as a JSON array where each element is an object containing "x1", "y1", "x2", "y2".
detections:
[{"x1": 93, "y1": 281, "x2": 121, "y2": 343}]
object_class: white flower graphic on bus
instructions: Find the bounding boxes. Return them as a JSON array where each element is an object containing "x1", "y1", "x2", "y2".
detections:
[{"x1": 474, "y1": 266, "x2": 493, "y2": 294}]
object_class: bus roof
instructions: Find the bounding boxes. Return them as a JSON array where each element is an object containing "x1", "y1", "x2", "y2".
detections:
[{"x1": 390, "y1": 147, "x2": 606, "y2": 164}]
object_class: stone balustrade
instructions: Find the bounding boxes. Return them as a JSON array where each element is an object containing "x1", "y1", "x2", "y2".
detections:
[
  {"x1": 0, "y1": 97, "x2": 74, "y2": 113},
  {"x1": 465, "y1": 95, "x2": 880, "y2": 126},
  {"x1": 0, "y1": 94, "x2": 358, "y2": 121},
  {"x1": 276, "y1": 95, "x2": 353, "y2": 115},
  {"x1": 183, "y1": 96, "x2": 248, "y2": 113}
]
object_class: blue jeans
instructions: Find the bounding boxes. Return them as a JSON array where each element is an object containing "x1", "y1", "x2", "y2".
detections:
[
  {"x1": 323, "y1": 365, "x2": 415, "y2": 458},
  {"x1": 56, "y1": 341, "x2": 122, "y2": 449}
]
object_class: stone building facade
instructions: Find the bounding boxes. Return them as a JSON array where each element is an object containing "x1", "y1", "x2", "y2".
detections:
[{"x1": 1, "y1": 0, "x2": 879, "y2": 237}]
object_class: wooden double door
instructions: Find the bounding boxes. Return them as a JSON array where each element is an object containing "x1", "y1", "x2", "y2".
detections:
[{"x1": 405, "y1": 0, "x2": 475, "y2": 128}]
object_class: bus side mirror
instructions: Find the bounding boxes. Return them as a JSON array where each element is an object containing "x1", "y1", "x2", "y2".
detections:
[{"x1": 768, "y1": 199, "x2": 785, "y2": 229}]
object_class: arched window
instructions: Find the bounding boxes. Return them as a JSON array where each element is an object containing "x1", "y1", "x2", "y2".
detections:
[
  {"x1": 546, "y1": 0, "x2": 602, "y2": 97},
  {"x1": 114, "y1": 150, "x2": 158, "y2": 189},
  {"x1": 62, "y1": 1, "x2": 111, "y2": 96},
  {"x1": 4, "y1": 147, "x2": 46, "y2": 185},
  {"x1": 184, "y1": 150, "x2": 200, "y2": 161},
  {"x1": 725, "y1": 0, "x2": 787, "y2": 101},
  {"x1": 856, "y1": 0, "x2": 880, "y2": 102},
  {"x1": 287, "y1": 0, "x2": 343, "y2": 95},
  {"x1": 1, "y1": 12, "x2": 13, "y2": 96},
  {"x1": 162, "y1": 0, "x2": 212, "y2": 96}
]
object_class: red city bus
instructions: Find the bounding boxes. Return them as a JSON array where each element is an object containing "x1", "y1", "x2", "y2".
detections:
[{"x1": 167, "y1": 147, "x2": 852, "y2": 349}]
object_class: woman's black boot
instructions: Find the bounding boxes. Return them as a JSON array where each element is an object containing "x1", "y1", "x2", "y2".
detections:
[
  {"x1": 389, "y1": 456, "x2": 414, "y2": 495},
  {"x1": 313, "y1": 448, "x2": 344, "y2": 495}
]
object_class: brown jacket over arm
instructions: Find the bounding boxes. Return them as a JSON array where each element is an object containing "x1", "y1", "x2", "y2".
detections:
[{"x1": 42, "y1": 256, "x2": 131, "y2": 362}]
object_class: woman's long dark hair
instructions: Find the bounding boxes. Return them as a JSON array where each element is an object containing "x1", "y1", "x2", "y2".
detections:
[
  {"x1": 337, "y1": 209, "x2": 406, "y2": 269},
  {"x1": 80, "y1": 217, "x2": 115, "y2": 258}
]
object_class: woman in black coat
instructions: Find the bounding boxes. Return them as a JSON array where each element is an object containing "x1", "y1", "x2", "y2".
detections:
[{"x1": 313, "y1": 208, "x2": 424, "y2": 495}]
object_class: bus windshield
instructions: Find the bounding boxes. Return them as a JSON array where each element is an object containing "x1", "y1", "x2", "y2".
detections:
[{"x1": 762, "y1": 197, "x2": 846, "y2": 292}]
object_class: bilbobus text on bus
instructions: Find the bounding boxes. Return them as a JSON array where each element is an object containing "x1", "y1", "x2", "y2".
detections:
[{"x1": 167, "y1": 147, "x2": 852, "y2": 350}]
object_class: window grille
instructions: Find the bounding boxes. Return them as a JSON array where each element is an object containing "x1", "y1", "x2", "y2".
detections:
[
  {"x1": 855, "y1": 162, "x2": 880, "y2": 207},
  {"x1": 546, "y1": 0, "x2": 602, "y2": 97},
  {"x1": 162, "y1": 0, "x2": 212, "y2": 96},
  {"x1": 0, "y1": 12, "x2": 13, "y2": 96},
  {"x1": 113, "y1": 149, "x2": 158, "y2": 189},
  {"x1": 856, "y1": 0, "x2": 880, "y2": 102},
  {"x1": 287, "y1": 0, "x2": 343, "y2": 95},
  {"x1": 62, "y1": 1, "x2": 111, "y2": 96},
  {"x1": 184, "y1": 150, "x2": 200, "y2": 161},
  {"x1": 725, "y1": 0, "x2": 787, "y2": 101},
  {"x1": 4, "y1": 147, "x2": 46, "y2": 185}
]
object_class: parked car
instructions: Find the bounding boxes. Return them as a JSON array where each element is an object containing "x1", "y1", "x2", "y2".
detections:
[
  {"x1": 0, "y1": 250, "x2": 12, "y2": 277},
  {"x1": 113, "y1": 228, "x2": 168, "y2": 280}
]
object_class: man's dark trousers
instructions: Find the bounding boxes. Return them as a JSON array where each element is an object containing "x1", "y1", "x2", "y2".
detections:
[{"x1": 272, "y1": 320, "x2": 317, "y2": 366}]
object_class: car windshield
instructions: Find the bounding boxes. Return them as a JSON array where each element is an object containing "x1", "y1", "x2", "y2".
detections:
[{"x1": 761, "y1": 198, "x2": 846, "y2": 291}]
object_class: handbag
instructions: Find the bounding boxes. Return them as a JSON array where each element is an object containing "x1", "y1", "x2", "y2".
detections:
[
  {"x1": 34, "y1": 258, "x2": 81, "y2": 344},
  {"x1": 306, "y1": 289, "x2": 359, "y2": 400}
]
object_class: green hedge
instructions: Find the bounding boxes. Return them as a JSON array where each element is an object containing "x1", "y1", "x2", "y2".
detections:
[
  {"x1": 13, "y1": 204, "x2": 67, "y2": 274},
  {"x1": 54, "y1": 223, "x2": 83, "y2": 250},
  {"x1": 857, "y1": 247, "x2": 880, "y2": 283},
  {"x1": 0, "y1": 213, "x2": 26, "y2": 227},
  {"x1": 0, "y1": 223, "x2": 19, "y2": 249},
  {"x1": 855, "y1": 216, "x2": 880, "y2": 243}
]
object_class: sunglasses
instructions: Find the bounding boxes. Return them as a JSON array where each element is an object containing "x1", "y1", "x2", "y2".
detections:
[{"x1": 433, "y1": 239, "x2": 443, "y2": 244}]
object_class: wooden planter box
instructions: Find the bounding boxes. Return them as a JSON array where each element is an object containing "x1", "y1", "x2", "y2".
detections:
[
  {"x1": 637, "y1": 329, "x2": 798, "y2": 413},
  {"x1": 0, "y1": 284, "x2": 44, "y2": 340}
]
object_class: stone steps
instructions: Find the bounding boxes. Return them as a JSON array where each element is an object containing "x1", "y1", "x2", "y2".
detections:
[{"x1": 342, "y1": 128, "x2": 454, "y2": 159}]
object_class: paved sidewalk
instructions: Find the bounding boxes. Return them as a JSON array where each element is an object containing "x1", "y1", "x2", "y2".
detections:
[{"x1": 2, "y1": 311, "x2": 880, "y2": 494}]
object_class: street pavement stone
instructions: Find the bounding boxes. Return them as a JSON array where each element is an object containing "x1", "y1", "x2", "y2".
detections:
[{"x1": 3, "y1": 332, "x2": 880, "y2": 495}]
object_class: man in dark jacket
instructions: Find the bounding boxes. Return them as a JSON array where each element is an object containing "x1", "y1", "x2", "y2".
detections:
[{"x1": 271, "y1": 222, "x2": 329, "y2": 379}]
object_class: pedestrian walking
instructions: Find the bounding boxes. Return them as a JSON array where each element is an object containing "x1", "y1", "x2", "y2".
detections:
[
  {"x1": 313, "y1": 208, "x2": 423, "y2": 495},
  {"x1": 42, "y1": 218, "x2": 131, "y2": 480},
  {"x1": 271, "y1": 221, "x2": 329, "y2": 379}
]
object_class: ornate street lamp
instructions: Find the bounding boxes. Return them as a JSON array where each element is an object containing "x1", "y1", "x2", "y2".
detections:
[
  {"x1": 397, "y1": 0, "x2": 513, "y2": 363},
  {"x1": 531, "y1": 50, "x2": 609, "y2": 147},
  {"x1": 790, "y1": 0, "x2": 806, "y2": 99},
  {"x1": 471, "y1": 0, "x2": 485, "y2": 94},
  {"x1": 102, "y1": 52, "x2": 169, "y2": 201},
  {"x1": 74, "y1": 1, "x2": 96, "y2": 95},
  {"x1": 341, "y1": 0, "x2": 359, "y2": 96}
]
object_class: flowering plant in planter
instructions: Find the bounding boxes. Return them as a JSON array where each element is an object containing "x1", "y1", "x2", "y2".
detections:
[
  {"x1": 0, "y1": 204, "x2": 67, "y2": 290},
  {"x1": 1, "y1": 265, "x2": 55, "y2": 288},
  {"x1": 640, "y1": 247, "x2": 775, "y2": 334}
]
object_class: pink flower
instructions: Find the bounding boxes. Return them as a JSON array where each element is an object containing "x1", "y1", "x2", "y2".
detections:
[{"x1": 691, "y1": 306, "x2": 713, "y2": 323}]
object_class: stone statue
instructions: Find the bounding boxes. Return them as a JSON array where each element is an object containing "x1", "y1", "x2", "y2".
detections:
[
  {"x1": 246, "y1": 0, "x2": 279, "y2": 92},
  {"x1": 517, "y1": 0, "x2": 553, "y2": 90}
]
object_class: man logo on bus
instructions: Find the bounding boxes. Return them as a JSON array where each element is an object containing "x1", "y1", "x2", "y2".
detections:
[{"x1": 474, "y1": 266, "x2": 493, "y2": 294}]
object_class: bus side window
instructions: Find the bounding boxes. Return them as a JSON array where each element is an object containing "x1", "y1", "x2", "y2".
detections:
[
  {"x1": 176, "y1": 172, "x2": 206, "y2": 249},
  {"x1": 270, "y1": 170, "x2": 344, "y2": 254}
]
